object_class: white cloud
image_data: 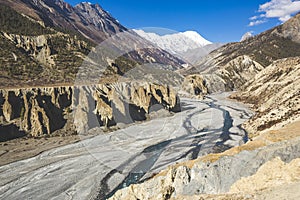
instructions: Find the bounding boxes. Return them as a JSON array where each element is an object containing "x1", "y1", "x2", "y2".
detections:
[
  {"x1": 249, "y1": 16, "x2": 258, "y2": 20},
  {"x1": 260, "y1": 14, "x2": 266, "y2": 18},
  {"x1": 260, "y1": 0, "x2": 300, "y2": 21},
  {"x1": 248, "y1": 20, "x2": 267, "y2": 26},
  {"x1": 249, "y1": 0, "x2": 300, "y2": 26}
]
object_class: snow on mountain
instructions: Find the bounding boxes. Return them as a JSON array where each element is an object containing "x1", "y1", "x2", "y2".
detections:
[
  {"x1": 182, "y1": 31, "x2": 211, "y2": 46},
  {"x1": 134, "y1": 29, "x2": 212, "y2": 55},
  {"x1": 240, "y1": 31, "x2": 254, "y2": 42}
]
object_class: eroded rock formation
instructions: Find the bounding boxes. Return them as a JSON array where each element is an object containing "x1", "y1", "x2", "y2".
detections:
[
  {"x1": 0, "y1": 82, "x2": 179, "y2": 141},
  {"x1": 181, "y1": 74, "x2": 208, "y2": 99}
]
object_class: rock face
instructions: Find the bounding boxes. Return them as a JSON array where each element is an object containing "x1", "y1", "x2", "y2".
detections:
[
  {"x1": 230, "y1": 157, "x2": 300, "y2": 194},
  {"x1": 0, "y1": 82, "x2": 179, "y2": 141},
  {"x1": 231, "y1": 57, "x2": 300, "y2": 136},
  {"x1": 204, "y1": 55, "x2": 264, "y2": 92},
  {"x1": 2, "y1": 31, "x2": 89, "y2": 68},
  {"x1": 181, "y1": 74, "x2": 208, "y2": 99}
]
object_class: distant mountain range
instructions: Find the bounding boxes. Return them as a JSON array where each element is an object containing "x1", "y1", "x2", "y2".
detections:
[
  {"x1": 134, "y1": 30, "x2": 211, "y2": 54},
  {"x1": 134, "y1": 29, "x2": 223, "y2": 65}
]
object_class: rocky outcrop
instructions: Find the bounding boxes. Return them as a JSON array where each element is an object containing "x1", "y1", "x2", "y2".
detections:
[
  {"x1": 231, "y1": 57, "x2": 300, "y2": 136},
  {"x1": 0, "y1": 87, "x2": 73, "y2": 140},
  {"x1": 202, "y1": 55, "x2": 264, "y2": 92},
  {"x1": 230, "y1": 157, "x2": 300, "y2": 194},
  {"x1": 0, "y1": 82, "x2": 179, "y2": 141},
  {"x1": 280, "y1": 12, "x2": 300, "y2": 43},
  {"x1": 181, "y1": 74, "x2": 208, "y2": 98},
  {"x1": 2, "y1": 32, "x2": 89, "y2": 67},
  {"x1": 182, "y1": 55, "x2": 264, "y2": 93}
]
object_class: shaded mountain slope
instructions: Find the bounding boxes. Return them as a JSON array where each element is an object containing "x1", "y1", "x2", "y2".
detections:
[{"x1": 1, "y1": 0, "x2": 127, "y2": 43}]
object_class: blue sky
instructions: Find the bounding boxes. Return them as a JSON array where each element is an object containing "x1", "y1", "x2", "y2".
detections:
[{"x1": 66, "y1": 0, "x2": 300, "y2": 43}]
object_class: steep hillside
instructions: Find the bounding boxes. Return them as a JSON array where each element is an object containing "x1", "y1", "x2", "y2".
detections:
[
  {"x1": 231, "y1": 57, "x2": 300, "y2": 137},
  {"x1": 201, "y1": 12, "x2": 300, "y2": 70},
  {"x1": 0, "y1": 0, "x2": 127, "y2": 43},
  {"x1": 0, "y1": 3, "x2": 92, "y2": 87},
  {"x1": 185, "y1": 13, "x2": 300, "y2": 91}
]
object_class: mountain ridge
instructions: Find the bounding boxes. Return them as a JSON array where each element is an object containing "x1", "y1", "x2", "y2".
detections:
[{"x1": 134, "y1": 29, "x2": 218, "y2": 65}]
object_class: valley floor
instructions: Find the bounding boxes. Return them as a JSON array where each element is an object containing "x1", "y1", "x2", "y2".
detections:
[{"x1": 0, "y1": 93, "x2": 252, "y2": 200}]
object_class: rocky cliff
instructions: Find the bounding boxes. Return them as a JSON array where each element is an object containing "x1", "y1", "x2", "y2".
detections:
[
  {"x1": 0, "y1": 82, "x2": 179, "y2": 141},
  {"x1": 202, "y1": 55, "x2": 265, "y2": 92},
  {"x1": 0, "y1": 30, "x2": 90, "y2": 87},
  {"x1": 231, "y1": 57, "x2": 300, "y2": 137},
  {"x1": 180, "y1": 74, "x2": 208, "y2": 99}
]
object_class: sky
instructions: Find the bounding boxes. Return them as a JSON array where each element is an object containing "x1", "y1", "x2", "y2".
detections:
[{"x1": 66, "y1": 0, "x2": 300, "y2": 43}]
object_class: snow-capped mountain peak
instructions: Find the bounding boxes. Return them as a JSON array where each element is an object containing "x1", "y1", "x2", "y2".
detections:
[
  {"x1": 134, "y1": 29, "x2": 211, "y2": 55},
  {"x1": 181, "y1": 31, "x2": 211, "y2": 46}
]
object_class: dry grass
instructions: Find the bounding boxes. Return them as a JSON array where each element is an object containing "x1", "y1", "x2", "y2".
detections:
[{"x1": 257, "y1": 120, "x2": 300, "y2": 142}]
